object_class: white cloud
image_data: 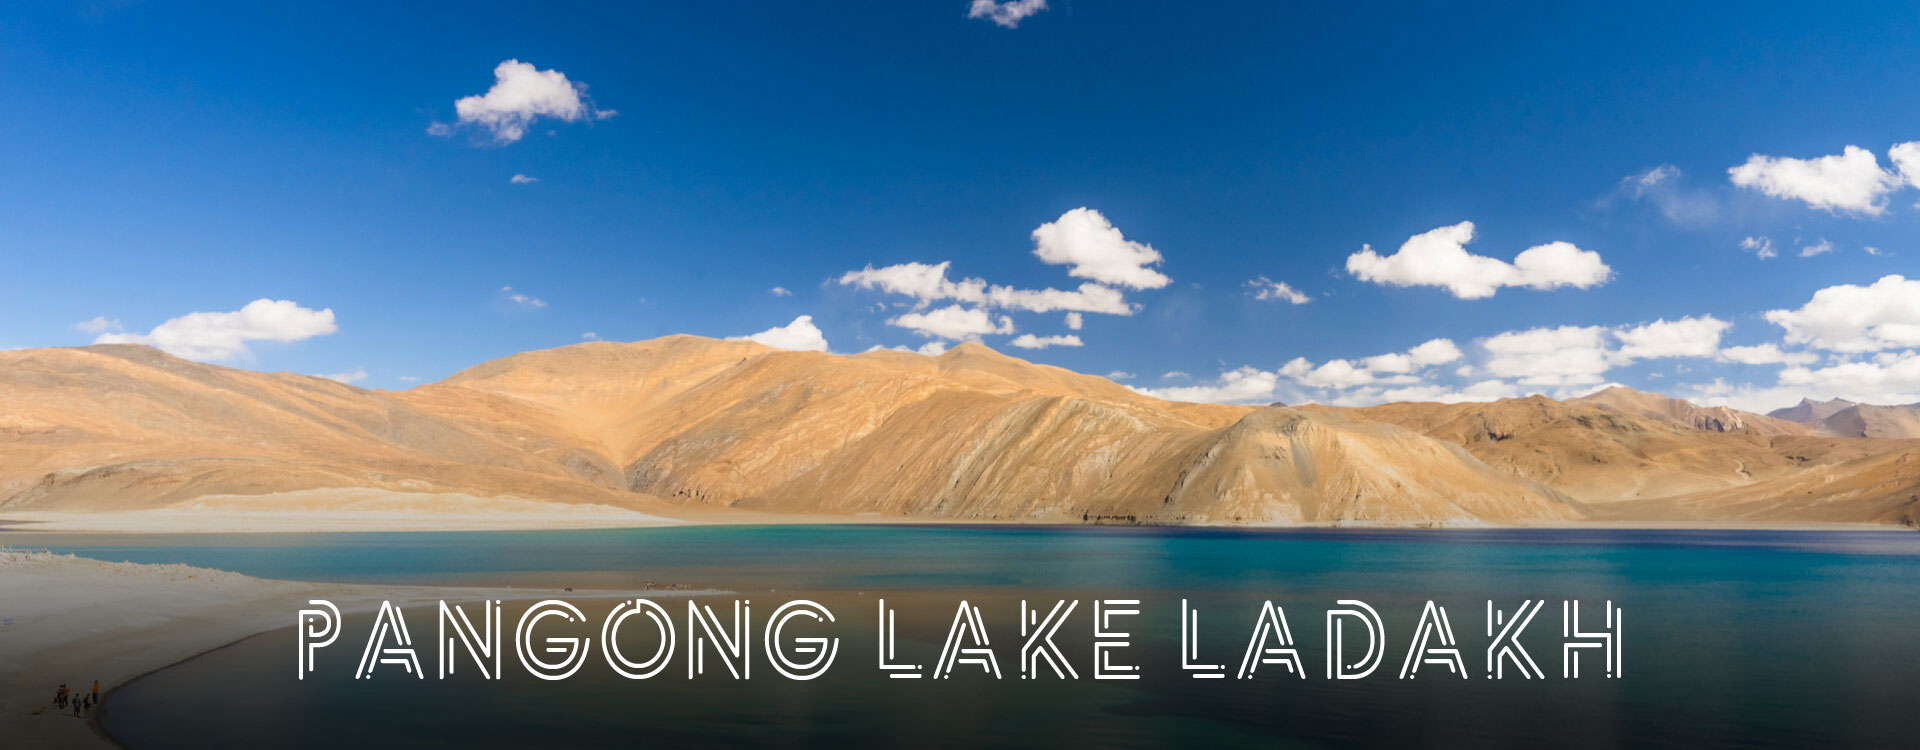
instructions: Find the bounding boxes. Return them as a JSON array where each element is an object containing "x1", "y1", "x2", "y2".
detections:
[
  {"x1": 500, "y1": 285, "x2": 547, "y2": 308},
  {"x1": 769, "y1": 286, "x2": 792, "y2": 297},
  {"x1": 1727, "y1": 145, "x2": 1900, "y2": 215},
  {"x1": 1408, "y1": 338, "x2": 1463, "y2": 366},
  {"x1": 1106, "y1": 370, "x2": 1135, "y2": 380},
  {"x1": 510, "y1": 174, "x2": 539, "y2": 184},
  {"x1": 1136, "y1": 366, "x2": 1280, "y2": 404},
  {"x1": 1030, "y1": 208, "x2": 1171, "y2": 290},
  {"x1": 1345, "y1": 221, "x2": 1610, "y2": 299},
  {"x1": 1865, "y1": 245, "x2": 1885, "y2": 257},
  {"x1": 1799, "y1": 239, "x2": 1835, "y2": 258},
  {"x1": 1373, "y1": 379, "x2": 1523, "y2": 405},
  {"x1": 1775, "y1": 350, "x2": 1920, "y2": 403},
  {"x1": 440, "y1": 60, "x2": 610, "y2": 145},
  {"x1": 888, "y1": 305, "x2": 1014, "y2": 341},
  {"x1": 1613, "y1": 316, "x2": 1730, "y2": 361},
  {"x1": 1765, "y1": 274, "x2": 1920, "y2": 352},
  {"x1": 1246, "y1": 276, "x2": 1310, "y2": 304},
  {"x1": 967, "y1": 0, "x2": 1047, "y2": 29},
  {"x1": 731, "y1": 315, "x2": 829, "y2": 352},
  {"x1": 1891, "y1": 141, "x2": 1920, "y2": 190},
  {"x1": 1741, "y1": 236, "x2": 1777, "y2": 259},
  {"x1": 397, "y1": 375, "x2": 420, "y2": 382},
  {"x1": 74, "y1": 316, "x2": 121, "y2": 334},
  {"x1": 1294, "y1": 359, "x2": 1374, "y2": 389},
  {"x1": 1361, "y1": 352, "x2": 1413, "y2": 374},
  {"x1": 838, "y1": 261, "x2": 1131, "y2": 315},
  {"x1": 864, "y1": 341, "x2": 949, "y2": 356},
  {"x1": 94, "y1": 299, "x2": 338, "y2": 362},
  {"x1": 1719, "y1": 343, "x2": 1817, "y2": 366},
  {"x1": 1008, "y1": 334, "x2": 1083, "y2": 349},
  {"x1": 581, "y1": 332, "x2": 599, "y2": 340},
  {"x1": 1162, "y1": 371, "x2": 1190, "y2": 380},
  {"x1": 983, "y1": 284, "x2": 1131, "y2": 314},
  {"x1": 1480, "y1": 325, "x2": 1613, "y2": 386},
  {"x1": 1064, "y1": 312, "x2": 1083, "y2": 330},
  {"x1": 317, "y1": 367, "x2": 368, "y2": 385}
]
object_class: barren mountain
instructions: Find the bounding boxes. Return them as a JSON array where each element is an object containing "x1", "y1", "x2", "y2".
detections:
[
  {"x1": 1344, "y1": 389, "x2": 1918, "y2": 524},
  {"x1": 425, "y1": 337, "x2": 1578, "y2": 524},
  {"x1": 1, "y1": 339, "x2": 1915, "y2": 528},
  {"x1": 1570, "y1": 385, "x2": 1805, "y2": 435},
  {"x1": 1765, "y1": 399, "x2": 1920, "y2": 440},
  {"x1": 1768, "y1": 397, "x2": 1858, "y2": 424}
]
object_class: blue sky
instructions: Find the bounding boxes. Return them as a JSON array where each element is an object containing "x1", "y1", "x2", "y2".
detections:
[{"x1": 4, "y1": 1, "x2": 1920, "y2": 411}]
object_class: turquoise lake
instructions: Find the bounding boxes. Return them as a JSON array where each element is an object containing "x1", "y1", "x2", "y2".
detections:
[{"x1": 9, "y1": 525, "x2": 1919, "y2": 748}]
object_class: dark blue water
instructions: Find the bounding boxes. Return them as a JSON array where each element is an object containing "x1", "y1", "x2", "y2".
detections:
[{"x1": 12, "y1": 525, "x2": 1919, "y2": 748}]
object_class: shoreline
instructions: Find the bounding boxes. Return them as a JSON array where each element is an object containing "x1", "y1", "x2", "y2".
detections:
[
  {"x1": 0, "y1": 549, "x2": 720, "y2": 750},
  {"x1": 0, "y1": 508, "x2": 1910, "y2": 535}
]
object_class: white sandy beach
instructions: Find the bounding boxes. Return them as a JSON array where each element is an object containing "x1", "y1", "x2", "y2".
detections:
[{"x1": 0, "y1": 549, "x2": 714, "y2": 749}]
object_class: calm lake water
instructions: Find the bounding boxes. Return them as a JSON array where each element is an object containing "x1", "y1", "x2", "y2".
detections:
[{"x1": 11, "y1": 525, "x2": 1920, "y2": 748}]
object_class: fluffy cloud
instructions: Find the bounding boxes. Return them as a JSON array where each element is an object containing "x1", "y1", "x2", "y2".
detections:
[
  {"x1": 1719, "y1": 343, "x2": 1818, "y2": 366},
  {"x1": 95, "y1": 299, "x2": 338, "y2": 361},
  {"x1": 438, "y1": 60, "x2": 612, "y2": 145},
  {"x1": 1727, "y1": 145, "x2": 1900, "y2": 215},
  {"x1": 1135, "y1": 366, "x2": 1281, "y2": 404},
  {"x1": 1741, "y1": 236, "x2": 1777, "y2": 259},
  {"x1": 839, "y1": 209, "x2": 1168, "y2": 349},
  {"x1": 838, "y1": 261, "x2": 1131, "y2": 315},
  {"x1": 1764, "y1": 275, "x2": 1920, "y2": 352},
  {"x1": 888, "y1": 305, "x2": 1014, "y2": 341},
  {"x1": 1776, "y1": 351, "x2": 1920, "y2": 403},
  {"x1": 1030, "y1": 208, "x2": 1171, "y2": 290},
  {"x1": 1106, "y1": 371, "x2": 1136, "y2": 380},
  {"x1": 1246, "y1": 276, "x2": 1310, "y2": 304},
  {"x1": 967, "y1": 0, "x2": 1047, "y2": 29},
  {"x1": 1345, "y1": 222, "x2": 1610, "y2": 299},
  {"x1": 1891, "y1": 141, "x2": 1920, "y2": 190},
  {"x1": 1373, "y1": 380, "x2": 1524, "y2": 405},
  {"x1": 1480, "y1": 325, "x2": 1614, "y2": 386},
  {"x1": 1613, "y1": 316, "x2": 1730, "y2": 360},
  {"x1": 510, "y1": 174, "x2": 539, "y2": 184},
  {"x1": 1289, "y1": 358, "x2": 1374, "y2": 389},
  {"x1": 1008, "y1": 334, "x2": 1083, "y2": 349},
  {"x1": 317, "y1": 367, "x2": 368, "y2": 385},
  {"x1": 864, "y1": 341, "x2": 949, "y2": 356},
  {"x1": 769, "y1": 286, "x2": 792, "y2": 297},
  {"x1": 581, "y1": 332, "x2": 599, "y2": 340},
  {"x1": 1146, "y1": 338, "x2": 1465, "y2": 405},
  {"x1": 1408, "y1": 338, "x2": 1464, "y2": 366},
  {"x1": 731, "y1": 315, "x2": 829, "y2": 352},
  {"x1": 1799, "y1": 239, "x2": 1834, "y2": 258}
]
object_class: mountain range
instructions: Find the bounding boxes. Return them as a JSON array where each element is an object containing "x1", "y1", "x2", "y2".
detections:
[{"x1": 2, "y1": 337, "x2": 1916, "y2": 528}]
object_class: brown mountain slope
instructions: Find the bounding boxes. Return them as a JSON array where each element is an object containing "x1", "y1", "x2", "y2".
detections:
[
  {"x1": 1768, "y1": 397, "x2": 1858, "y2": 424},
  {"x1": 0, "y1": 345, "x2": 638, "y2": 511},
  {"x1": 4, "y1": 337, "x2": 1914, "y2": 527},
  {"x1": 1809, "y1": 403, "x2": 1920, "y2": 439},
  {"x1": 1570, "y1": 386, "x2": 1805, "y2": 435},
  {"x1": 0, "y1": 339, "x2": 1581, "y2": 526},
  {"x1": 428, "y1": 338, "x2": 1579, "y2": 524},
  {"x1": 1341, "y1": 395, "x2": 1916, "y2": 523}
]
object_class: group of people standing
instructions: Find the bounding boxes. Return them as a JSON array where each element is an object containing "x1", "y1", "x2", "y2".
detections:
[{"x1": 51, "y1": 681, "x2": 99, "y2": 719}]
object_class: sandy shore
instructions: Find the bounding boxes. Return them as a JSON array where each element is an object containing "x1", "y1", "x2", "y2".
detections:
[
  {"x1": 0, "y1": 549, "x2": 715, "y2": 749},
  {"x1": 0, "y1": 506, "x2": 680, "y2": 534}
]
